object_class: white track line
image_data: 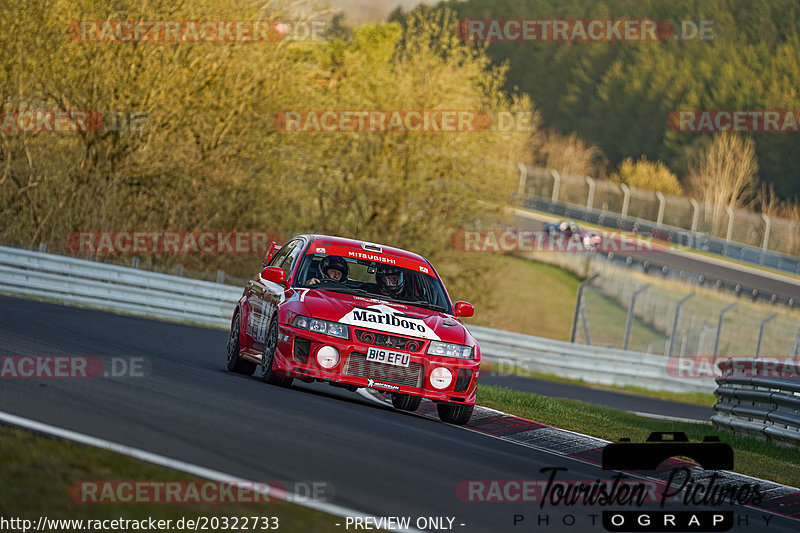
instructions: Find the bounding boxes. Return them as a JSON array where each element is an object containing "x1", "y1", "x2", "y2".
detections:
[{"x1": 0, "y1": 410, "x2": 425, "y2": 533}]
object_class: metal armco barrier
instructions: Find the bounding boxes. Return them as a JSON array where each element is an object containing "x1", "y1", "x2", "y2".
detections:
[
  {"x1": 469, "y1": 325, "x2": 716, "y2": 393},
  {"x1": 0, "y1": 246, "x2": 241, "y2": 328},
  {"x1": 712, "y1": 358, "x2": 800, "y2": 447},
  {"x1": 0, "y1": 246, "x2": 716, "y2": 393}
]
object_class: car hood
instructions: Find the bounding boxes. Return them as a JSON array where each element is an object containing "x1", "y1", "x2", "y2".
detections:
[{"x1": 298, "y1": 289, "x2": 469, "y2": 344}]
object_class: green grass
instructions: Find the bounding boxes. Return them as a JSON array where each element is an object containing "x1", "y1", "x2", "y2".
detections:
[
  {"x1": 478, "y1": 384, "x2": 800, "y2": 488},
  {"x1": 0, "y1": 426, "x2": 348, "y2": 532},
  {"x1": 459, "y1": 254, "x2": 664, "y2": 347}
]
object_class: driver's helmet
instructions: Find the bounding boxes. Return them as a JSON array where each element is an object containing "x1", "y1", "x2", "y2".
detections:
[
  {"x1": 375, "y1": 265, "x2": 404, "y2": 296},
  {"x1": 559, "y1": 221, "x2": 569, "y2": 232},
  {"x1": 318, "y1": 255, "x2": 348, "y2": 281},
  {"x1": 569, "y1": 222, "x2": 579, "y2": 232}
]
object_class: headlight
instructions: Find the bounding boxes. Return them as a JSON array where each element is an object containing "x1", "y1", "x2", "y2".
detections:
[
  {"x1": 293, "y1": 316, "x2": 349, "y2": 339},
  {"x1": 427, "y1": 341, "x2": 473, "y2": 359}
]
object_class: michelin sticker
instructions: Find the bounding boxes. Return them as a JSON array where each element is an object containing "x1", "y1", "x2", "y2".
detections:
[{"x1": 340, "y1": 304, "x2": 441, "y2": 340}]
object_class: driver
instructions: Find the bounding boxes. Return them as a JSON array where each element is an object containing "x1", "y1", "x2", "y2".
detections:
[
  {"x1": 308, "y1": 255, "x2": 349, "y2": 285},
  {"x1": 375, "y1": 265, "x2": 405, "y2": 297}
]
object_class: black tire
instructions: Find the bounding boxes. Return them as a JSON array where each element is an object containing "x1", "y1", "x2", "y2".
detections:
[
  {"x1": 436, "y1": 402, "x2": 474, "y2": 425},
  {"x1": 260, "y1": 319, "x2": 293, "y2": 387},
  {"x1": 226, "y1": 313, "x2": 256, "y2": 375},
  {"x1": 391, "y1": 393, "x2": 422, "y2": 412}
]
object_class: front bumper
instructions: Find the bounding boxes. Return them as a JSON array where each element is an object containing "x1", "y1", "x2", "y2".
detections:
[{"x1": 272, "y1": 323, "x2": 479, "y2": 405}]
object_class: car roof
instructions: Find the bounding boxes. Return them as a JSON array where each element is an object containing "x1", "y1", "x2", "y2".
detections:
[{"x1": 296, "y1": 234, "x2": 430, "y2": 264}]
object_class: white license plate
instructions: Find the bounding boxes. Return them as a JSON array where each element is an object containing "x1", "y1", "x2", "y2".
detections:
[{"x1": 366, "y1": 347, "x2": 410, "y2": 368}]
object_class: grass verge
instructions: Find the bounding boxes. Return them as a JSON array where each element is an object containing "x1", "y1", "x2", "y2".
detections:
[
  {"x1": 478, "y1": 384, "x2": 800, "y2": 488},
  {"x1": 0, "y1": 425, "x2": 346, "y2": 532}
]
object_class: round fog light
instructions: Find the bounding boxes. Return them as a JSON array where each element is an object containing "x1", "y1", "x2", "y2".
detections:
[
  {"x1": 317, "y1": 346, "x2": 340, "y2": 369},
  {"x1": 430, "y1": 367, "x2": 453, "y2": 390}
]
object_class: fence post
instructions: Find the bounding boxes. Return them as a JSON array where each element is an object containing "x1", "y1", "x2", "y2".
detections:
[
  {"x1": 755, "y1": 313, "x2": 778, "y2": 358},
  {"x1": 620, "y1": 183, "x2": 630, "y2": 218},
  {"x1": 761, "y1": 213, "x2": 771, "y2": 251},
  {"x1": 551, "y1": 169, "x2": 561, "y2": 204},
  {"x1": 624, "y1": 284, "x2": 651, "y2": 350},
  {"x1": 792, "y1": 328, "x2": 800, "y2": 360},
  {"x1": 585, "y1": 176, "x2": 596, "y2": 211},
  {"x1": 712, "y1": 302, "x2": 737, "y2": 362},
  {"x1": 667, "y1": 293, "x2": 694, "y2": 357},
  {"x1": 655, "y1": 192, "x2": 665, "y2": 227},
  {"x1": 725, "y1": 207, "x2": 735, "y2": 243},
  {"x1": 570, "y1": 273, "x2": 599, "y2": 343},
  {"x1": 516, "y1": 162, "x2": 528, "y2": 198},
  {"x1": 690, "y1": 198, "x2": 700, "y2": 233}
]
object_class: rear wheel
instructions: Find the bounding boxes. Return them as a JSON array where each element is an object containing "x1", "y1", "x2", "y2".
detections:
[
  {"x1": 437, "y1": 402, "x2": 474, "y2": 425},
  {"x1": 391, "y1": 393, "x2": 422, "y2": 412},
  {"x1": 260, "y1": 319, "x2": 293, "y2": 387},
  {"x1": 226, "y1": 313, "x2": 256, "y2": 375}
]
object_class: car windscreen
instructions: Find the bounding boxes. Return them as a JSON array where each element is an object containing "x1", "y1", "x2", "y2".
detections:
[{"x1": 294, "y1": 253, "x2": 452, "y2": 314}]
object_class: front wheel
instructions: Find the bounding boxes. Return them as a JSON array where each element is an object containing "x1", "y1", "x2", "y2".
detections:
[
  {"x1": 260, "y1": 319, "x2": 293, "y2": 387},
  {"x1": 226, "y1": 313, "x2": 256, "y2": 375},
  {"x1": 391, "y1": 393, "x2": 422, "y2": 412},
  {"x1": 437, "y1": 402, "x2": 474, "y2": 425}
]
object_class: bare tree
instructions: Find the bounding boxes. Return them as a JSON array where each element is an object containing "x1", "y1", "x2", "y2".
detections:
[{"x1": 687, "y1": 133, "x2": 759, "y2": 236}]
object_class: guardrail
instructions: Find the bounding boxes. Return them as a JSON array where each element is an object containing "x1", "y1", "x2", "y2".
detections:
[
  {"x1": 712, "y1": 358, "x2": 800, "y2": 447},
  {"x1": 0, "y1": 246, "x2": 241, "y2": 328},
  {"x1": 518, "y1": 164, "x2": 800, "y2": 276},
  {"x1": 470, "y1": 325, "x2": 716, "y2": 394},
  {"x1": 0, "y1": 246, "x2": 716, "y2": 394}
]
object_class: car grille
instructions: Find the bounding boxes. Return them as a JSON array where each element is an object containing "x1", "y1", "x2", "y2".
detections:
[
  {"x1": 343, "y1": 353, "x2": 423, "y2": 388},
  {"x1": 293, "y1": 337, "x2": 310, "y2": 364},
  {"x1": 354, "y1": 329, "x2": 424, "y2": 352},
  {"x1": 454, "y1": 368, "x2": 472, "y2": 392}
]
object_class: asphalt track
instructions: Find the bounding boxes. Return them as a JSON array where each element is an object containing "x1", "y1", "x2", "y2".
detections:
[
  {"x1": 512, "y1": 211, "x2": 800, "y2": 302},
  {"x1": 0, "y1": 295, "x2": 795, "y2": 532}
]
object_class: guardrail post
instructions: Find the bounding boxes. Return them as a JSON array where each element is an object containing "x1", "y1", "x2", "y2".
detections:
[
  {"x1": 623, "y1": 284, "x2": 651, "y2": 350},
  {"x1": 516, "y1": 162, "x2": 528, "y2": 198},
  {"x1": 585, "y1": 176, "x2": 596, "y2": 211},
  {"x1": 761, "y1": 213, "x2": 771, "y2": 251},
  {"x1": 216, "y1": 269, "x2": 225, "y2": 284},
  {"x1": 132, "y1": 257, "x2": 140, "y2": 269},
  {"x1": 176, "y1": 264, "x2": 184, "y2": 277},
  {"x1": 725, "y1": 207, "x2": 735, "y2": 243},
  {"x1": 755, "y1": 313, "x2": 778, "y2": 358},
  {"x1": 666, "y1": 293, "x2": 694, "y2": 357},
  {"x1": 655, "y1": 192, "x2": 665, "y2": 227},
  {"x1": 38, "y1": 243, "x2": 46, "y2": 253},
  {"x1": 550, "y1": 169, "x2": 561, "y2": 203},
  {"x1": 570, "y1": 273, "x2": 599, "y2": 343},
  {"x1": 712, "y1": 302, "x2": 737, "y2": 362},
  {"x1": 690, "y1": 198, "x2": 700, "y2": 233},
  {"x1": 620, "y1": 184, "x2": 630, "y2": 218}
]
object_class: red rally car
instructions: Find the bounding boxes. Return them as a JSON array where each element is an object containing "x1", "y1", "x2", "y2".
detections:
[{"x1": 225, "y1": 234, "x2": 480, "y2": 424}]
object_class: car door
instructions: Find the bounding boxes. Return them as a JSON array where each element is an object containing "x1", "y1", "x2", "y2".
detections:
[{"x1": 245, "y1": 238, "x2": 304, "y2": 349}]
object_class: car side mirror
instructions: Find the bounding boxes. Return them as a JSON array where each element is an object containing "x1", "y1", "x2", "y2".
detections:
[
  {"x1": 261, "y1": 266, "x2": 288, "y2": 288},
  {"x1": 453, "y1": 301, "x2": 474, "y2": 318}
]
